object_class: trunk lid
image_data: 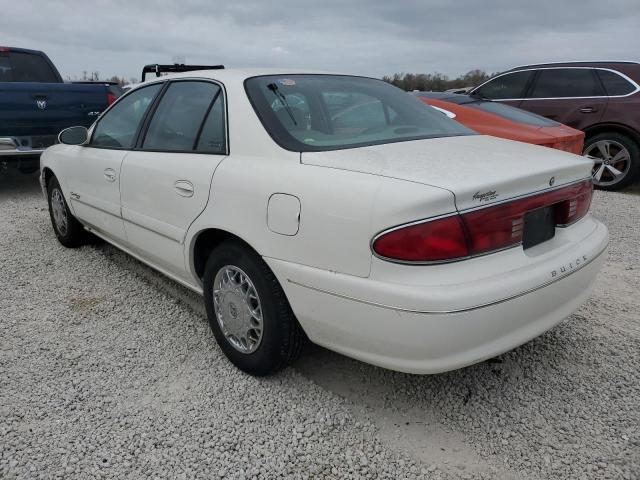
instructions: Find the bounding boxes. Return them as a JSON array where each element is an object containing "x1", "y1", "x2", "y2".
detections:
[{"x1": 301, "y1": 135, "x2": 593, "y2": 211}]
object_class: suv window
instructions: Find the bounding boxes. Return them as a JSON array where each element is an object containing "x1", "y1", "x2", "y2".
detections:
[
  {"x1": 474, "y1": 71, "x2": 533, "y2": 99},
  {"x1": 596, "y1": 69, "x2": 636, "y2": 96},
  {"x1": 91, "y1": 83, "x2": 162, "y2": 149},
  {"x1": 143, "y1": 81, "x2": 221, "y2": 152},
  {"x1": 530, "y1": 68, "x2": 604, "y2": 98}
]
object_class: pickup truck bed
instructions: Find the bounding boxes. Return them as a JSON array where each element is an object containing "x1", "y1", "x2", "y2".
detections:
[{"x1": 0, "y1": 46, "x2": 120, "y2": 171}]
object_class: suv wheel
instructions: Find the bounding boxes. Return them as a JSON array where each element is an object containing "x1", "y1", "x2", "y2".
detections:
[{"x1": 583, "y1": 132, "x2": 640, "y2": 190}]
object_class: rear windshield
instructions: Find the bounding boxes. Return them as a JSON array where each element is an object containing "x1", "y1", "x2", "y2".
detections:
[
  {"x1": 467, "y1": 101, "x2": 559, "y2": 127},
  {"x1": 0, "y1": 51, "x2": 59, "y2": 82},
  {"x1": 245, "y1": 75, "x2": 473, "y2": 152}
]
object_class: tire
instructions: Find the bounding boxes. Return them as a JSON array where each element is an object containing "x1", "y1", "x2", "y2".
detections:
[
  {"x1": 583, "y1": 132, "x2": 640, "y2": 191},
  {"x1": 47, "y1": 176, "x2": 88, "y2": 248},
  {"x1": 203, "y1": 240, "x2": 305, "y2": 376}
]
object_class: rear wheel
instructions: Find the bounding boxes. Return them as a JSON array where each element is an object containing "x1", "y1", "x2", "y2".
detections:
[
  {"x1": 203, "y1": 240, "x2": 305, "y2": 376},
  {"x1": 583, "y1": 132, "x2": 640, "y2": 190},
  {"x1": 47, "y1": 176, "x2": 88, "y2": 248}
]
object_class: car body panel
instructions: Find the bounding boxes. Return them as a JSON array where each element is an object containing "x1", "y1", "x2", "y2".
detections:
[
  {"x1": 417, "y1": 96, "x2": 585, "y2": 153},
  {"x1": 41, "y1": 68, "x2": 608, "y2": 374},
  {"x1": 301, "y1": 134, "x2": 592, "y2": 211}
]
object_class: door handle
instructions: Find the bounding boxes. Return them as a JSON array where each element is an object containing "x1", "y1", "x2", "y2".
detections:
[
  {"x1": 174, "y1": 180, "x2": 194, "y2": 197},
  {"x1": 104, "y1": 168, "x2": 116, "y2": 182},
  {"x1": 580, "y1": 107, "x2": 596, "y2": 113}
]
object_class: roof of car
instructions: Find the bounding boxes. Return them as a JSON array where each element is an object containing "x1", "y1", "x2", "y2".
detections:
[
  {"x1": 141, "y1": 68, "x2": 345, "y2": 84},
  {"x1": 508, "y1": 61, "x2": 640, "y2": 70}
]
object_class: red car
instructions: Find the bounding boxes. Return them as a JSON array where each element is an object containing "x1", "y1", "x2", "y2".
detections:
[{"x1": 414, "y1": 92, "x2": 584, "y2": 155}]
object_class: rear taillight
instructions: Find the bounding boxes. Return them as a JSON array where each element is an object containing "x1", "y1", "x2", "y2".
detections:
[
  {"x1": 372, "y1": 179, "x2": 593, "y2": 263},
  {"x1": 373, "y1": 215, "x2": 469, "y2": 262},
  {"x1": 107, "y1": 92, "x2": 117, "y2": 105}
]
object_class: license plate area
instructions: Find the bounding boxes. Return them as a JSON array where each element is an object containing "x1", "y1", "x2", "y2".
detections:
[{"x1": 522, "y1": 206, "x2": 556, "y2": 249}]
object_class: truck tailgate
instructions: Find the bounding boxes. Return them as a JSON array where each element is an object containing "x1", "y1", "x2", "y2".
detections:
[{"x1": 0, "y1": 82, "x2": 106, "y2": 137}]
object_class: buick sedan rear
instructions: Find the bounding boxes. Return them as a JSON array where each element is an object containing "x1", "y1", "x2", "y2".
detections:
[{"x1": 40, "y1": 70, "x2": 608, "y2": 375}]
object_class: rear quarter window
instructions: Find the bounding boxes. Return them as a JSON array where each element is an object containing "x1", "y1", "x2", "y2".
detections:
[{"x1": 596, "y1": 70, "x2": 637, "y2": 96}]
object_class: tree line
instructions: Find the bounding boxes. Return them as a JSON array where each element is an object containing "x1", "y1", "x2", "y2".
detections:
[{"x1": 382, "y1": 69, "x2": 499, "y2": 92}]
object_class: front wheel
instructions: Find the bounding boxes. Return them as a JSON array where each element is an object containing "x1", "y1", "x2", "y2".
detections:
[
  {"x1": 583, "y1": 132, "x2": 640, "y2": 190},
  {"x1": 203, "y1": 240, "x2": 305, "y2": 376},
  {"x1": 47, "y1": 176, "x2": 88, "y2": 248}
]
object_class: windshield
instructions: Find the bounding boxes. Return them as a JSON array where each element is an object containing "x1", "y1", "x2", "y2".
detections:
[{"x1": 245, "y1": 75, "x2": 474, "y2": 152}]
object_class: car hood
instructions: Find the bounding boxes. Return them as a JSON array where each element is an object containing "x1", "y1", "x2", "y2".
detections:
[{"x1": 301, "y1": 135, "x2": 593, "y2": 211}]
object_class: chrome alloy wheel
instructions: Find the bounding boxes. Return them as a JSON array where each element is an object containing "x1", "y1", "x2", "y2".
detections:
[
  {"x1": 213, "y1": 265, "x2": 264, "y2": 354},
  {"x1": 51, "y1": 188, "x2": 69, "y2": 236},
  {"x1": 584, "y1": 140, "x2": 631, "y2": 187}
]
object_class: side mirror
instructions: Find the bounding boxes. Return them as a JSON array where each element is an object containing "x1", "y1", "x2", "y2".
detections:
[{"x1": 58, "y1": 126, "x2": 88, "y2": 146}]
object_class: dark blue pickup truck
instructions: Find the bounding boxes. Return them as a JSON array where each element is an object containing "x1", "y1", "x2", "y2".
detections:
[{"x1": 0, "y1": 46, "x2": 121, "y2": 173}]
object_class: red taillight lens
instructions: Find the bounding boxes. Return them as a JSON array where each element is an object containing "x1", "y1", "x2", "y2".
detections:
[
  {"x1": 373, "y1": 215, "x2": 469, "y2": 262},
  {"x1": 555, "y1": 180, "x2": 593, "y2": 225},
  {"x1": 107, "y1": 92, "x2": 117, "y2": 105},
  {"x1": 372, "y1": 179, "x2": 593, "y2": 263}
]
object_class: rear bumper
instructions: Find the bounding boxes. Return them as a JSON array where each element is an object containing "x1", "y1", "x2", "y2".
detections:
[
  {"x1": 267, "y1": 218, "x2": 608, "y2": 374},
  {"x1": 0, "y1": 136, "x2": 52, "y2": 157}
]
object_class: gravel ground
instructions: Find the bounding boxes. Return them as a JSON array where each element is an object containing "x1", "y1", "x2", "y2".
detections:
[{"x1": 1, "y1": 171, "x2": 638, "y2": 480}]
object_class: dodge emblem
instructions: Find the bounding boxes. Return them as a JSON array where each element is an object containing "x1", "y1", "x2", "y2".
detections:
[{"x1": 36, "y1": 99, "x2": 47, "y2": 110}]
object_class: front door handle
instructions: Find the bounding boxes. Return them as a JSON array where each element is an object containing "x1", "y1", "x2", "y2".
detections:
[
  {"x1": 104, "y1": 168, "x2": 116, "y2": 182},
  {"x1": 174, "y1": 180, "x2": 194, "y2": 197},
  {"x1": 580, "y1": 107, "x2": 596, "y2": 113}
]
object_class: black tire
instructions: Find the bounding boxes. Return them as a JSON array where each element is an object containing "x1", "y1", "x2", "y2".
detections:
[
  {"x1": 583, "y1": 132, "x2": 640, "y2": 191},
  {"x1": 47, "y1": 176, "x2": 88, "y2": 248},
  {"x1": 203, "y1": 240, "x2": 305, "y2": 376}
]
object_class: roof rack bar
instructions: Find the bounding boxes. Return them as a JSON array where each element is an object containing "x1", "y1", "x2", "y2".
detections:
[
  {"x1": 510, "y1": 60, "x2": 640, "y2": 70},
  {"x1": 141, "y1": 63, "x2": 225, "y2": 82}
]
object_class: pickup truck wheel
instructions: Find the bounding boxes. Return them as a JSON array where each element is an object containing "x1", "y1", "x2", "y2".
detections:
[
  {"x1": 203, "y1": 240, "x2": 305, "y2": 376},
  {"x1": 47, "y1": 177, "x2": 88, "y2": 248},
  {"x1": 583, "y1": 132, "x2": 640, "y2": 190}
]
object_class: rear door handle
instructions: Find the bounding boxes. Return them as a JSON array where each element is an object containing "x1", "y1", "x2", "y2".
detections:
[
  {"x1": 580, "y1": 107, "x2": 596, "y2": 113},
  {"x1": 104, "y1": 168, "x2": 116, "y2": 182},
  {"x1": 174, "y1": 180, "x2": 194, "y2": 197}
]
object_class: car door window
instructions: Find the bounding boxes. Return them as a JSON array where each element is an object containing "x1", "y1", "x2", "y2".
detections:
[
  {"x1": 91, "y1": 83, "x2": 162, "y2": 149},
  {"x1": 530, "y1": 69, "x2": 604, "y2": 98},
  {"x1": 143, "y1": 81, "x2": 221, "y2": 152},
  {"x1": 474, "y1": 71, "x2": 533, "y2": 99},
  {"x1": 596, "y1": 69, "x2": 637, "y2": 96},
  {"x1": 196, "y1": 90, "x2": 226, "y2": 154}
]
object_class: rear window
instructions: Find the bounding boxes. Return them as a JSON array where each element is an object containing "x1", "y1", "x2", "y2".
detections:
[
  {"x1": 0, "y1": 52, "x2": 59, "y2": 82},
  {"x1": 245, "y1": 75, "x2": 473, "y2": 152},
  {"x1": 468, "y1": 101, "x2": 559, "y2": 126},
  {"x1": 530, "y1": 68, "x2": 604, "y2": 98},
  {"x1": 596, "y1": 69, "x2": 637, "y2": 96}
]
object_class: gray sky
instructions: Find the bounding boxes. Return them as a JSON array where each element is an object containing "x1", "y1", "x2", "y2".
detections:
[{"x1": 2, "y1": 0, "x2": 639, "y2": 82}]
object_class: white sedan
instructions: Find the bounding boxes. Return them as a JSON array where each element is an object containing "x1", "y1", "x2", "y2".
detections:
[{"x1": 40, "y1": 69, "x2": 608, "y2": 376}]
